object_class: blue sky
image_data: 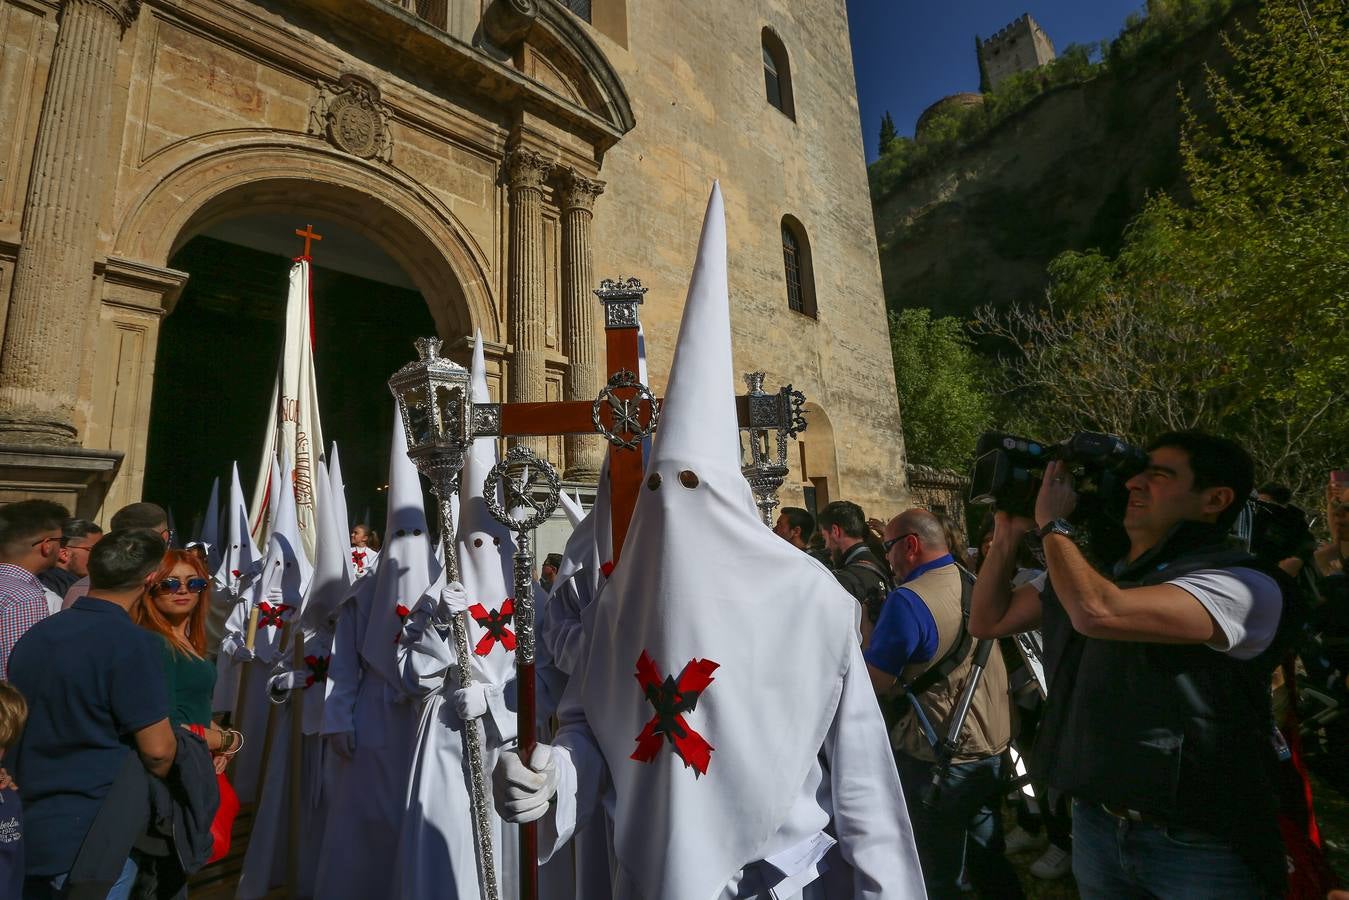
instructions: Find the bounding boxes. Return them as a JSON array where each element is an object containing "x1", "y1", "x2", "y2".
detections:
[{"x1": 847, "y1": 1, "x2": 1149, "y2": 161}]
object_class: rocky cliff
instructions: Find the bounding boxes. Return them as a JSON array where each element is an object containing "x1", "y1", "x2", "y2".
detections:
[{"x1": 871, "y1": 9, "x2": 1250, "y2": 319}]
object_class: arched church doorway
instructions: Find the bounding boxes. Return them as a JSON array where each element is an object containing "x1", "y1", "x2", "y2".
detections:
[{"x1": 142, "y1": 212, "x2": 437, "y2": 537}]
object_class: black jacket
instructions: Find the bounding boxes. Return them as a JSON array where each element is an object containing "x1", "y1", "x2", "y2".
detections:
[
  {"x1": 64, "y1": 728, "x2": 219, "y2": 900},
  {"x1": 1033, "y1": 521, "x2": 1300, "y2": 895}
]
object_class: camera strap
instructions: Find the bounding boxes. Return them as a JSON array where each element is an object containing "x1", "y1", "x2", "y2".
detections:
[{"x1": 903, "y1": 568, "x2": 975, "y2": 698}]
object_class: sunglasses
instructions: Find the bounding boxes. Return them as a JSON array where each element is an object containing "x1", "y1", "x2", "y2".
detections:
[
  {"x1": 156, "y1": 577, "x2": 209, "y2": 594},
  {"x1": 882, "y1": 532, "x2": 918, "y2": 553}
]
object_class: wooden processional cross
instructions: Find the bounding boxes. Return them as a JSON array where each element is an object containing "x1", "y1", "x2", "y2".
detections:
[
  {"x1": 478, "y1": 277, "x2": 806, "y2": 561},
  {"x1": 456, "y1": 276, "x2": 805, "y2": 900}
]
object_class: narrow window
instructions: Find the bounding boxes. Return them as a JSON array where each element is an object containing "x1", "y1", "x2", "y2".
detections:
[
  {"x1": 782, "y1": 225, "x2": 804, "y2": 313},
  {"x1": 781, "y1": 216, "x2": 816, "y2": 318},
  {"x1": 764, "y1": 45, "x2": 783, "y2": 111},
  {"x1": 762, "y1": 29, "x2": 795, "y2": 119}
]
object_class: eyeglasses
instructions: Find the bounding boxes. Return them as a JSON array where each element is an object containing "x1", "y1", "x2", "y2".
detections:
[
  {"x1": 31, "y1": 535, "x2": 67, "y2": 548},
  {"x1": 156, "y1": 577, "x2": 209, "y2": 594},
  {"x1": 882, "y1": 532, "x2": 918, "y2": 553}
]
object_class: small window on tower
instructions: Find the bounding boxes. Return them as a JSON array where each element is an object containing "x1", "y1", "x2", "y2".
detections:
[
  {"x1": 781, "y1": 216, "x2": 816, "y2": 318},
  {"x1": 762, "y1": 28, "x2": 795, "y2": 120}
]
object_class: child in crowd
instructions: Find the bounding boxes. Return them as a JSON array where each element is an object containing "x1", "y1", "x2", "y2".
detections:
[{"x1": 0, "y1": 682, "x2": 28, "y2": 898}]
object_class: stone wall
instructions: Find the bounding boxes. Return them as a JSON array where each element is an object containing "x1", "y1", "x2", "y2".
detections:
[{"x1": 589, "y1": 0, "x2": 907, "y2": 514}]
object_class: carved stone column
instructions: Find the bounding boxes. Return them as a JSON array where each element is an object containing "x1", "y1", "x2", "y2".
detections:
[
  {"x1": 505, "y1": 146, "x2": 552, "y2": 455},
  {"x1": 558, "y1": 169, "x2": 605, "y2": 480},
  {"x1": 0, "y1": 0, "x2": 140, "y2": 445}
]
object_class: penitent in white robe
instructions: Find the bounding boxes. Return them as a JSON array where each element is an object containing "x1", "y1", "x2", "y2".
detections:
[
  {"x1": 235, "y1": 622, "x2": 335, "y2": 900},
  {"x1": 541, "y1": 638, "x2": 924, "y2": 899},
  {"x1": 312, "y1": 580, "x2": 419, "y2": 900},
  {"x1": 393, "y1": 605, "x2": 520, "y2": 900}
]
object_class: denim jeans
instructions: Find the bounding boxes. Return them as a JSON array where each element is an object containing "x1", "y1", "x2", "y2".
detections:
[
  {"x1": 23, "y1": 855, "x2": 138, "y2": 900},
  {"x1": 896, "y1": 751, "x2": 1024, "y2": 900},
  {"x1": 1072, "y1": 799, "x2": 1266, "y2": 899}
]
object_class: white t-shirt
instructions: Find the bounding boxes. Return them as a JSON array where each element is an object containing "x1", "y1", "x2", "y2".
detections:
[{"x1": 1168, "y1": 567, "x2": 1282, "y2": 660}]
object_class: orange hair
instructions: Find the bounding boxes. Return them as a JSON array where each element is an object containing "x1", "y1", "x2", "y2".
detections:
[{"x1": 134, "y1": 549, "x2": 210, "y2": 657}]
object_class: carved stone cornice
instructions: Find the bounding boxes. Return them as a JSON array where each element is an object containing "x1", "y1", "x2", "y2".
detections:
[
  {"x1": 557, "y1": 168, "x2": 605, "y2": 213},
  {"x1": 72, "y1": 0, "x2": 140, "y2": 30},
  {"x1": 505, "y1": 147, "x2": 552, "y2": 192}
]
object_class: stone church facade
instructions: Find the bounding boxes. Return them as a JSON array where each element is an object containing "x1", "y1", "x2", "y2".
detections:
[{"x1": 0, "y1": 0, "x2": 906, "y2": 519}]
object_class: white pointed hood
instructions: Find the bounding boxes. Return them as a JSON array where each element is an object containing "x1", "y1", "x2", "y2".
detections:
[
  {"x1": 558, "y1": 491, "x2": 585, "y2": 529},
  {"x1": 454, "y1": 332, "x2": 518, "y2": 687},
  {"x1": 327, "y1": 443, "x2": 353, "y2": 575},
  {"x1": 250, "y1": 452, "x2": 313, "y2": 663},
  {"x1": 296, "y1": 458, "x2": 349, "y2": 734},
  {"x1": 551, "y1": 455, "x2": 613, "y2": 607},
  {"x1": 576, "y1": 183, "x2": 855, "y2": 900},
  {"x1": 303, "y1": 458, "x2": 352, "y2": 628},
  {"x1": 198, "y1": 477, "x2": 221, "y2": 572},
  {"x1": 359, "y1": 405, "x2": 438, "y2": 686},
  {"x1": 215, "y1": 462, "x2": 262, "y2": 599}
]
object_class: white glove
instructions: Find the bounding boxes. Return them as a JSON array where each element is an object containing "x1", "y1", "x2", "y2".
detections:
[
  {"x1": 440, "y1": 581, "x2": 470, "y2": 617},
  {"x1": 454, "y1": 681, "x2": 502, "y2": 720},
  {"x1": 268, "y1": 671, "x2": 303, "y2": 701},
  {"x1": 221, "y1": 633, "x2": 255, "y2": 662},
  {"x1": 325, "y1": 731, "x2": 356, "y2": 760},
  {"x1": 493, "y1": 743, "x2": 558, "y2": 823}
]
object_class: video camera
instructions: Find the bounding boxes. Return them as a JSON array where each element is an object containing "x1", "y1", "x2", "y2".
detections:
[
  {"x1": 968, "y1": 431, "x2": 1147, "y2": 562},
  {"x1": 1237, "y1": 497, "x2": 1315, "y2": 566}
]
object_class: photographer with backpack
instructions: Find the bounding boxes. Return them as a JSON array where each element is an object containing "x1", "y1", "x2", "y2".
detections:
[
  {"x1": 864, "y1": 508, "x2": 1020, "y2": 899},
  {"x1": 817, "y1": 501, "x2": 893, "y2": 640}
]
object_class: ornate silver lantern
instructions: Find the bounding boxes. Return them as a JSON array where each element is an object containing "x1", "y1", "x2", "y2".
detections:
[
  {"x1": 387, "y1": 336, "x2": 475, "y2": 490},
  {"x1": 740, "y1": 372, "x2": 808, "y2": 526}
]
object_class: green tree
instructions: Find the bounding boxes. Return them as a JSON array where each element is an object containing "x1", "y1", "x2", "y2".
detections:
[
  {"x1": 1155, "y1": 0, "x2": 1349, "y2": 402},
  {"x1": 889, "y1": 309, "x2": 992, "y2": 472},
  {"x1": 878, "y1": 111, "x2": 897, "y2": 155}
]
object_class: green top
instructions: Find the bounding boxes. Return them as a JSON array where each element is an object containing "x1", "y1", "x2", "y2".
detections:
[{"x1": 159, "y1": 636, "x2": 216, "y2": 727}]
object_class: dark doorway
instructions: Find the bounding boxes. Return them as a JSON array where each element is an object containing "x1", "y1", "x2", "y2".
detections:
[{"x1": 143, "y1": 224, "x2": 437, "y2": 540}]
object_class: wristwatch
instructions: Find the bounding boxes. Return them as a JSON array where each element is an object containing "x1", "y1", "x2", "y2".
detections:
[{"x1": 1035, "y1": 518, "x2": 1078, "y2": 541}]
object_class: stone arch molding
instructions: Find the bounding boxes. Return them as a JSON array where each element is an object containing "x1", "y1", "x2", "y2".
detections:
[{"x1": 113, "y1": 136, "x2": 498, "y2": 342}]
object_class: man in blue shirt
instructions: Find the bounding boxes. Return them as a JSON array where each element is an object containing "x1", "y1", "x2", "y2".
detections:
[
  {"x1": 864, "y1": 509, "x2": 1017, "y2": 899},
  {"x1": 10, "y1": 529, "x2": 176, "y2": 900}
]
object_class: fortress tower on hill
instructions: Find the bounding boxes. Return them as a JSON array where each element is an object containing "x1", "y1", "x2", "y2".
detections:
[{"x1": 978, "y1": 13, "x2": 1056, "y2": 90}]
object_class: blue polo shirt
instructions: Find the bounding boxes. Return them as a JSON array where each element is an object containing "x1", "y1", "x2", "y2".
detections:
[
  {"x1": 8, "y1": 596, "x2": 169, "y2": 876},
  {"x1": 863, "y1": 555, "x2": 952, "y2": 676}
]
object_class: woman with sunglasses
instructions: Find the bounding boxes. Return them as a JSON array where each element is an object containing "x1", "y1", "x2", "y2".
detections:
[{"x1": 133, "y1": 551, "x2": 239, "y2": 771}]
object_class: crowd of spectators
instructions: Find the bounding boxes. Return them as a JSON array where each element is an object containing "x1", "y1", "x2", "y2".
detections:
[{"x1": 772, "y1": 431, "x2": 1346, "y2": 899}]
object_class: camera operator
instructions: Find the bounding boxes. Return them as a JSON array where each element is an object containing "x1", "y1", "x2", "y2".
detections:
[{"x1": 969, "y1": 431, "x2": 1297, "y2": 899}]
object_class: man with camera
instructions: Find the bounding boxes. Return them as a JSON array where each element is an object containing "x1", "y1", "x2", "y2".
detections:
[{"x1": 970, "y1": 431, "x2": 1295, "y2": 898}]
